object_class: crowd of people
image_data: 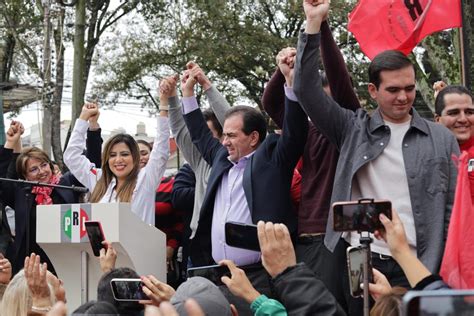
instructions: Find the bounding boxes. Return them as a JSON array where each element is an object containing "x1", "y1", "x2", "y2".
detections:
[{"x1": 0, "y1": 0, "x2": 473, "y2": 315}]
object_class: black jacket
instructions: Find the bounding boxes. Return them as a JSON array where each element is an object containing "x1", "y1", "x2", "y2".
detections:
[
  {"x1": 183, "y1": 97, "x2": 308, "y2": 266},
  {"x1": 171, "y1": 163, "x2": 196, "y2": 215},
  {"x1": 0, "y1": 128, "x2": 103, "y2": 274},
  {"x1": 272, "y1": 263, "x2": 346, "y2": 316}
]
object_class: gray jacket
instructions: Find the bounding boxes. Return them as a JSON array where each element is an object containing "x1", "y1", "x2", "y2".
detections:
[
  {"x1": 168, "y1": 87, "x2": 230, "y2": 238},
  {"x1": 293, "y1": 32, "x2": 459, "y2": 273}
]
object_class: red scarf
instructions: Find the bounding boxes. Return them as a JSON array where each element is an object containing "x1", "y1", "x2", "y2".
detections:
[{"x1": 31, "y1": 175, "x2": 60, "y2": 205}]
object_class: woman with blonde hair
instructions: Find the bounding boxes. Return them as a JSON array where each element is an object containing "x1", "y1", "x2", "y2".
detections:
[
  {"x1": 64, "y1": 102, "x2": 170, "y2": 225},
  {"x1": 0, "y1": 253, "x2": 65, "y2": 316}
]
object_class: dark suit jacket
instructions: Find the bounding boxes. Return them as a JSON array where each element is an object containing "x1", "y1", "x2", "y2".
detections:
[{"x1": 184, "y1": 97, "x2": 308, "y2": 266}]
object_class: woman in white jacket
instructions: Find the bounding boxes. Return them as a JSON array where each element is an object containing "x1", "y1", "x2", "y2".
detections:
[{"x1": 63, "y1": 102, "x2": 170, "y2": 225}]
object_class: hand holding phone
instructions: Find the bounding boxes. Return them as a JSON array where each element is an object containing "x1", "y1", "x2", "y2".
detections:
[
  {"x1": 333, "y1": 200, "x2": 392, "y2": 233},
  {"x1": 225, "y1": 221, "x2": 260, "y2": 251},
  {"x1": 347, "y1": 246, "x2": 373, "y2": 298},
  {"x1": 110, "y1": 278, "x2": 148, "y2": 301},
  {"x1": 85, "y1": 221, "x2": 106, "y2": 257},
  {"x1": 257, "y1": 221, "x2": 297, "y2": 278},
  {"x1": 219, "y1": 259, "x2": 261, "y2": 304},
  {"x1": 187, "y1": 264, "x2": 231, "y2": 286},
  {"x1": 374, "y1": 208, "x2": 411, "y2": 259},
  {"x1": 99, "y1": 241, "x2": 117, "y2": 273},
  {"x1": 140, "y1": 275, "x2": 175, "y2": 305}
]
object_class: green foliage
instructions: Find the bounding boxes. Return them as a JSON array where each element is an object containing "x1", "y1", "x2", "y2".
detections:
[
  {"x1": 0, "y1": 0, "x2": 44, "y2": 78},
  {"x1": 94, "y1": 0, "x2": 464, "y2": 114}
]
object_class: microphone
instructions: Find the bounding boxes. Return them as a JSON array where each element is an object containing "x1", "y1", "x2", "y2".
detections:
[{"x1": 0, "y1": 178, "x2": 89, "y2": 193}]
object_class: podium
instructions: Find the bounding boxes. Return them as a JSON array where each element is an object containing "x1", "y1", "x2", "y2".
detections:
[{"x1": 37, "y1": 203, "x2": 166, "y2": 310}]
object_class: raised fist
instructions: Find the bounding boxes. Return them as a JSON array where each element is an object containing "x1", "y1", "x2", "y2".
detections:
[
  {"x1": 304, "y1": 0, "x2": 330, "y2": 20},
  {"x1": 433, "y1": 81, "x2": 447, "y2": 99},
  {"x1": 7, "y1": 120, "x2": 23, "y2": 140}
]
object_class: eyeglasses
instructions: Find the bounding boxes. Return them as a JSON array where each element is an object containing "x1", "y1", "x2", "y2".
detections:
[{"x1": 27, "y1": 162, "x2": 50, "y2": 176}]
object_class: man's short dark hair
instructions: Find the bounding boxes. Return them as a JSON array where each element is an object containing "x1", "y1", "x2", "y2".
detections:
[
  {"x1": 202, "y1": 109, "x2": 223, "y2": 138},
  {"x1": 434, "y1": 85, "x2": 473, "y2": 115},
  {"x1": 97, "y1": 267, "x2": 143, "y2": 315},
  {"x1": 368, "y1": 50, "x2": 414, "y2": 88},
  {"x1": 224, "y1": 106, "x2": 267, "y2": 143},
  {"x1": 72, "y1": 300, "x2": 118, "y2": 315}
]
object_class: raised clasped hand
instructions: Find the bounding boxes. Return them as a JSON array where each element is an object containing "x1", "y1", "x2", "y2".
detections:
[
  {"x1": 80, "y1": 102, "x2": 99, "y2": 121},
  {"x1": 181, "y1": 68, "x2": 198, "y2": 97},
  {"x1": 159, "y1": 75, "x2": 179, "y2": 98},
  {"x1": 276, "y1": 47, "x2": 296, "y2": 86}
]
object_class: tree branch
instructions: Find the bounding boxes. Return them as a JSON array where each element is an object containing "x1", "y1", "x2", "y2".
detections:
[{"x1": 135, "y1": 80, "x2": 159, "y2": 109}]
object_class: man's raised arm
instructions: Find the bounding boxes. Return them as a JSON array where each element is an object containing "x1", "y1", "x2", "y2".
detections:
[
  {"x1": 294, "y1": 0, "x2": 353, "y2": 150},
  {"x1": 181, "y1": 66, "x2": 223, "y2": 166}
]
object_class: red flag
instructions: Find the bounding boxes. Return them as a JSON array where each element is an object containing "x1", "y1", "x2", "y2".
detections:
[
  {"x1": 348, "y1": 0, "x2": 462, "y2": 60},
  {"x1": 440, "y1": 152, "x2": 474, "y2": 289}
]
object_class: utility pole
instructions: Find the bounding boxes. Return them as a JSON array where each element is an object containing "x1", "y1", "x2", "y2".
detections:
[{"x1": 42, "y1": 0, "x2": 52, "y2": 154}]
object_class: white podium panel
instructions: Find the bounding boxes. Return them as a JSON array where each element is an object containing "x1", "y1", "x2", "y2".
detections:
[{"x1": 37, "y1": 203, "x2": 166, "y2": 310}]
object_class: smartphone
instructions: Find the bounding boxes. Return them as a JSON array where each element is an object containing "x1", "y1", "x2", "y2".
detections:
[
  {"x1": 333, "y1": 200, "x2": 392, "y2": 232},
  {"x1": 84, "y1": 221, "x2": 106, "y2": 257},
  {"x1": 347, "y1": 246, "x2": 373, "y2": 298},
  {"x1": 187, "y1": 264, "x2": 231, "y2": 286},
  {"x1": 402, "y1": 290, "x2": 474, "y2": 316},
  {"x1": 225, "y1": 221, "x2": 260, "y2": 251},
  {"x1": 110, "y1": 278, "x2": 148, "y2": 301}
]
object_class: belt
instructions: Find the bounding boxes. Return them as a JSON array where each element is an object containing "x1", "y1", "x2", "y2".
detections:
[
  {"x1": 371, "y1": 252, "x2": 393, "y2": 261},
  {"x1": 298, "y1": 233, "x2": 324, "y2": 243}
]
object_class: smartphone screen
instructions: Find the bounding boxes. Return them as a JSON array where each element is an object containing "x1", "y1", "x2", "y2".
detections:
[
  {"x1": 403, "y1": 290, "x2": 474, "y2": 315},
  {"x1": 333, "y1": 200, "x2": 392, "y2": 232},
  {"x1": 110, "y1": 278, "x2": 148, "y2": 301},
  {"x1": 84, "y1": 221, "x2": 106, "y2": 257},
  {"x1": 225, "y1": 221, "x2": 260, "y2": 251},
  {"x1": 347, "y1": 246, "x2": 373, "y2": 298},
  {"x1": 187, "y1": 264, "x2": 231, "y2": 286}
]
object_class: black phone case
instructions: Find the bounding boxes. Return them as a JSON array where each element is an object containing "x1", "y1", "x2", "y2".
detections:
[
  {"x1": 187, "y1": 265, "x2": 231, "y2": 286},
  {"x1": 224, "y1": 221, "x2": 260, "y2": 251},
  {"x1": 85, "y1": 223, "x2": 105, "y2": 257}
]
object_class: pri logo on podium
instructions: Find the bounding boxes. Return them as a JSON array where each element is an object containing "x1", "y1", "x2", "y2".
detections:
[{"x1": 61, "y1": 204, "x2": 91, "y2": 242}]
